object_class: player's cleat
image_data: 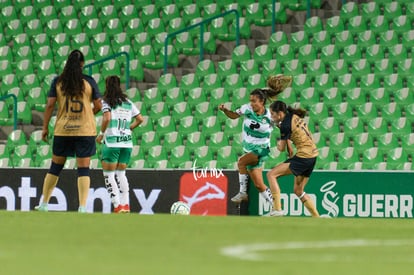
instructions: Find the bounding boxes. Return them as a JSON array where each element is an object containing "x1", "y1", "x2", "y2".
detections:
[
  {"x1": 78, "y1": 206, "x2": 87, "y2": 213},
  {"x1": 263, "y1": 210, "x2": 284, "y2": 217},
  {"x1": 231, "y1": 192, "x2": 248, "y2": 204},
  {"x1": 34, "y1": 203, "x2": 48, "y2": 212},
  {"x1": 114, "y1": 205, "x2": 128, "y2": 213},
  {"x1": 121, "y1": 204, "x2": 130, "y2": 213}
]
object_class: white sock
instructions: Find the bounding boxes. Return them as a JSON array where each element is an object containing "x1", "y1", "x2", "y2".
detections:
[
  {"x1": 115, "y1": 170, "x2": 130, "y2": 206},
  {"x1": 239, "y1": 173, "x2": 249, "y2": 194},
  {"x1": 103, "y1": 171, "x2": 120, "y2": 208},
  {"x1": 260, "y1": 188, "x2": 274, "y2": 207}
]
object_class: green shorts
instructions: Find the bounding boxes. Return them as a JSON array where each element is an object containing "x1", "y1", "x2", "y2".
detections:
[
  {"x1": 101, "y1": 146, "x2": 132, "y2": 165},
  {"x1": 243, "y1": 143, "x2": 270, "y2": 170}
]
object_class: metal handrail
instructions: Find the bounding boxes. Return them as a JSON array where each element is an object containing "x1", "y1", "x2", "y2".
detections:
[
  {"x1": 0, "y1": 94, "x2": 18, "y2": 130},
  {"x1": 163, "y1": 9, "x2": 240, "y2": 74},
  {"x1": 83, "y1": 51, "x2": 130, "y2": 90}
]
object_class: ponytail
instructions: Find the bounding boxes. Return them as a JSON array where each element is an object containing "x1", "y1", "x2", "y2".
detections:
[{"x1": 270, "y1": 101, "x2": 307, "y2": 118}]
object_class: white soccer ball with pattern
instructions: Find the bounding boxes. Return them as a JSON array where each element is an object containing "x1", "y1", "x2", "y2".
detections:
[{"x1": 170, "y1": 201, "x2": 191, "y2": 215}]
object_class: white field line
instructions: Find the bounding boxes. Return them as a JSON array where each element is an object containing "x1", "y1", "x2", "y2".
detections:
[{"x1": 220, "y1": 239, "x2": 414, "y2": 261}]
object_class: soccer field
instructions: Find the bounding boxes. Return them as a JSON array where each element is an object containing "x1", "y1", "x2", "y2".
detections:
[{"x1": 1, "y1": 211, "x2": 413, "y2": 275}]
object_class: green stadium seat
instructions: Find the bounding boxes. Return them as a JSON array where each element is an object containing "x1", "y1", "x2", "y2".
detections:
[
  {"x1": 344, "y1": 117, "x2": 364, "y2": 134},
  {"x1": 340, "y1": 2, "x2": 359, "y2": 23},
  {"x1": 309, "y1": 102, "x2": 329, "y2": 121},
  {"x1": 356, "y1": 30, "x2": 377, "y2": 52},
  {"x1": 79, "y1": 5, "x2": 98, "y2": 26},
  {"x1": 155, "y1": 115, "x2": 176, "y2": 138},
  {"x1": 185, "y1": 131, "x2": 206, "y2": 155},
  {"x1": 311, "y1": 31, "x2": 331, "y2": 52},
  {"x1": 328, "y1": 132, "x2": 350, "y2": 151},
  {"x1": 334, "y1": 30, "x2": 355, "y2": 52},
  {"x1": 377, "y1": 133, "x2": 399, "y2": 154},
  {"x1": 268, "y1": 31, "x2": 288, "y2": 53},
  {"x1": 239, "y1": 59, "x2": 259, "y2": 82},
  {"x1": 384, "y1": 1, "x2": 402, "y2": 21},
  {"x1": 381, "y1": 102, "x2": 402, "y2": 124},
  {"x1": 314, "y1": 73, "x2": 334, "y2": 95},
  {"x1": 180, "y1": 73, "x2": 200, "y2": 94},
  {"x1": 208, "y1": 131, "x2": 230, "y2": 152},
  {"x1": 292, "y1": 74, "x2": 311, "y2": 92},
  {"x1": 369, "y1": 16, "x2": 388, "y2": 36},
  {"x1": 15, "y1": 59, "x2": 35, "y2": 77},
  {"x1": 290, "y1": 31, "x2": 309, "y2": 52},
  {"x1": 125, "y1": 87, "x2": 142, "y2": 104},
  {"x1": 356, "y1": 103, "x2": 379, "y2": 124},
  {"x1": 27, "y1": 87, "x2": 46, "y2": 112},
  {"x1": 283, "y1": 59, "x2": 303, "y2": 76},
  {"x1": 34, "y1": 144, "x2": 52, "y2": 167},
  {"x1": 337, "y1": 74, "x2": 358, "y2": 94},
  {"x1": 386, "y1": 148, "x2": 409, "y2": 170},
  {"x1": 169, "y1": 145, "x2": 191, "y2": 168},
  {"x1": 393, "y1": 88, "x2": 413, "y2": 107},
  {"x1": 164, "y1": 87, "x2": 184, "y2": 107},
  {"x1": 84, "y1": 18, "x2": 104, "y2": 35},
  {"x1": 379, "y1": 30, "x2": 399, "y2": 48},
  {"x1": 322, "y1": 88, "x2": 343, "y2": 109},
  {"x1": 401, "y1": 30, "x2": 414, "y2": 50},
  {"x1": 181, "y1": 3, "x2": 200, "y2": 25},
  {"x1": 140, "y1": 131, "x2": 161, "y2": 152},
  {"x1": 315, "y1": 146, "x2": 335, "y2": 169},
  {"x1": 196, "y1": 59, "x2": 216, "y2": 82},
  {"x1": 359, "y1": 73, "x2": 381, "y2": 91},
  {"x1": 367, "y1": 117, "x2": 388, "y2": 137},
  {"x1": 17, "y1": 102, "x2": 32, "y2": 124},
  {"x1": 223, "y1": 118, "x2": 242, "y2": 137},
  {"x1": 304, "y1": 16, "x2": 323, "y2": 36},
  {"x1": 230, "y1": 88, "x2": 249, "y2": 107},
  {"x1": 223, "y1": 74, "x2": 243, "y2": 92},
  {"x1": 401, "y1": 133, "x2": 414, "y2": 156},
  {"x1": 305, "y1": 59, "x2": 326, "y2": 79},
  {"x1": 348, "y1": 15, "x2": 367, "y2": 36},
  {"x1": 351, "y1": 59, "x2": 371, "y2": 78},
  {"x1": 318, "y1": 117, "x2": 340, "y2": 139},
  {"x1": 202, "y1": 74, "x2": 222, "y2": 94},
  {"x1": 129, "y1": 59, "x2": 145, "y2": 82},
  {"x1": 320, "y1": 44, "x2": 340, "y2": 64},
  {"x1": 5, "y1": 19, "x2": 24, "y2": 41},
  {"x1": 137, "y1": 45, "x2": 162, "y2": 69},
  {"x1": 373, "y1": 59, "x2": 394, "y2": 77},
  {"x1": 209, "y1": 88, "x2": 229, "y2": 105},
  {"x1": 163, "y1": 131, "x2": 184, "y2": 153},
  {"x1": 217, "y1": 59, "x2": 237, "y2": 82},
  {"x1": 343, "y1": 44, "x2": 362, "y2": 66},
  {"x1": 193, "y1": 145, "x2": 214, "y2": 167},
  {"x1": 327, "y1": 59, "x2": 348, "y2": 79},
  {"x1": 369, "y1": 88, "x2": 389, "y2": 109},
  {"x1": 383, "y1": 74, "x2": 404, "y2": 92},
  {"x1": 352, "y1": 132, "x2": 375, "y2": 155},
  {"x1": 388, "y1": 44, "x2": 408, "y2": 65},
  {"x1": 262, "y1": 59, "x2": 283, "y2": 79},
  {"x1": 71, "y1": 33, "x2": 90, "y2": 49},
  {"x1": 277, "y1": 87, "x2": 297, "y2": 105},
  {"x1": 246, "y1": 74, "x2": 266, "y2": 91},
  {"x1": 200, "y1": 115, "x2": 221, "y2": 138},
  {"x1": 161, "y1": 4, "x2": 179, "y2": 25},
  {"x1": 337, "y1": 147, "x2": 360, "y2": 169},
  {"x1": 177, "y1": 116, "x2": 199, "y2": 139},
  {"x1": 146, "y1": 145, "x2": 168, "y2": 168},
  {"x1": 6, "y1": 129, "x2": 27, "y2": 153},
  {"x1": 391, "y1": 117, "x2": 412, "y2": 139},
  {"x1": 142, "y1": 87, "x2": 162, "y2": 106},
  {"x1": 365, "y1": 44, "x2": 385, "y2": 63},
  {"x1": 194, "y1": 102, "x2": 215, "y2": 123},
  {"x1": 361, "y1": 147, "x2": 383, "y2": 169},
  {"x1": 134, "y1": 115, "x2": 154, "y2": 137},
  {"x1": 232, "y1": 45, "x2": 251, "y2": 66},
  {"x1": 171, "y1": 101, "x2": 192, "y2": 119},
  {"x1": 216, "y1": 146, "x2": 238, "y2": 169},
  {"x1": 325, "y1": 16, "x2": 344, "y2": 39},
  {"x1": 392, "y1": 15, "x2": 411, "y2": 37},
  {"x1": 361, "y1": 2, "x2": 380, "y2": 21},
  {"x1": 157, "y1": 73, "x2": 178, "y2": 94},
  {"x1": 187, "y1": 88, "x2": 207, "y2": 108},
  {"x1": 150, "y1": 102, "x2": 170, "y2": 122},
  {"x1": 298, "y1": 44, "x2": 317, "y2": 65},
  {"x1": 275, "y1": 44, "x2": 294, "y2": 65},
  {"x1": 0, "y1": 101, "x2": 12, "y2": 126}
]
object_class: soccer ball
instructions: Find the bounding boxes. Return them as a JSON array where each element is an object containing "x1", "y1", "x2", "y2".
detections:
[{"x1": 170, "y1": 201, "x2": 191, "y2": 215}]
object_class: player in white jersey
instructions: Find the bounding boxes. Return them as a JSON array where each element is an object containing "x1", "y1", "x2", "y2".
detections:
[
  {"x1": 219, "y1": 88, "x2": 282, "y2": 216},
  {"x1": 96, "y1": 76, "x2": 144, "y2": 213}
]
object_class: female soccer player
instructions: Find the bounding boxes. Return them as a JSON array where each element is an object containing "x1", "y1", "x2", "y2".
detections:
[
  {"x1": 96, "y1": 76, "x2": 144, "y2": 213},
  {"x1": 219, "y1": 88, "x2": 282, "y2": 216},
  {"x1": 267, "y1": 101, "x2": 320, "y2": 217},
  {"x1": 35, "y1": 49, "x2": 102, "y2": 213}
]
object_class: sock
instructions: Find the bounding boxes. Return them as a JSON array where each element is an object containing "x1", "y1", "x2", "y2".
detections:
[
  {"x1": 115, "y1": 170, "x2": 129, "y2": 206},
  {"x1": 77, "y1": 176, "x2": 90, "y2": 208},
  {"x1": 272, "y1": 192, "x2": 282, "y2": 211},
  {"x1": 41, "y1": 173, "x2": 59, "y2": 203},
  {"x1": 303, "y1": 198, "x2": 320, "y2": 217},
  {"x1": 239, "y1": 173, "x2": 249, "y2": 194},
  {"x1": 260, "y1": 188, "x2": 274, "y2": 207},
  {"x1": 104, "y1": 171, "x2": 120, "y2": 208}
]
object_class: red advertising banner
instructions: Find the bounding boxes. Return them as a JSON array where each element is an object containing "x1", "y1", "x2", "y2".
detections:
[{"x1": 179, "y1": 171, "x2": 228, "y2": 216}]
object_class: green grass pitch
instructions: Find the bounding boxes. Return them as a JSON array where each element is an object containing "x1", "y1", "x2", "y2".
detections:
[{"x1": 1, "y1": 211, "x2": 413, "y2": 275}]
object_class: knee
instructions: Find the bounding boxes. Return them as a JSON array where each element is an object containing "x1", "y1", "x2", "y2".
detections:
[{"x1": 293, "y1": 186, "x2": 303, "y2": 197}]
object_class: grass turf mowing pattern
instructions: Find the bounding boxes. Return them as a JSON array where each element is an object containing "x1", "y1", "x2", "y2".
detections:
[{"x1": 0, "y1": 211, "x2": 413, "y2": 275}]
